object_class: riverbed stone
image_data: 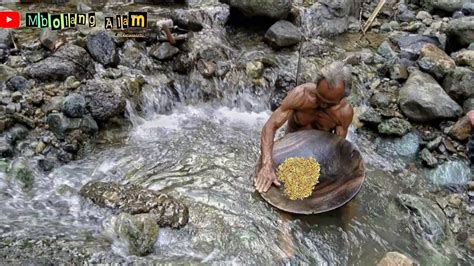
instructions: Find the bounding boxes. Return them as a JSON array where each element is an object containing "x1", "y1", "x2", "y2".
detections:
[
  {"x1": 11, "y1": 159, "x2": 34, "y2": 191},
  {"x1": 46, "y1": 113, "x2": 98, "y2": 139},
  {"x1": 86, "y1": 31, "x2": 119, "y2": 67},
  {"x1": 463, "y1": 97, "x2": 474, "y2": 113},
  {"x1": 0, "y1": 137, "x2": 13, "y2": 158},
  {"x1": 6, "y1": 124, "x2": 29, "y2": 145},
  {"x1": 39, "y1": 29, "x2": 58, "y2": 51},
  {"x1": 378, "y1": 41, "x2": 398, "y2": 60},
  {"x1": 6, "y1": 76, "x2": 32, "y2": 92},
  {"x1": 398, "y1": 3, "x2": 416, "y2": 22},
  {"x1": 398, "y1": 71, "x2": 462, "y2": 122},
  {"x1": 78, "y1": 79, "x2": 126, "y2": 121},
  {"x1": 113, "y1": 213, "x2": 159, "y2": 256},
  {"x1": 421, "y1": 148, "x2": 438, "y2": 167},
  {"x1": 447, "y1": 16, "x2": 474, "y2": 47},
  {"x1": 62, "y1": 93, "x2": 86, "y2": 118},
  {"x1": 418, "y1": 43, "x2": 455, "y2": 79},
  {"x1": 398, "y1": 34, "x2": 441, "y2": 59},
  {"x1": 426, "y1": 160, "x2": 471, "y2": 185},
  {"x1": 0, "y1": 28, "x2": 12, "y2": 49},
  {"x1": 376, "y1": 132, "x2": 421, "y2": 159},
  {"x1": 79, "y1": 181, "x2": 189, "y2": 228},
  {"x1": 377, "y1": 252, "x2": 415, "y2": 266},
  {"x1": 246, "y1": 61, "x2": 264, "y2": 79},
  {"x1": 448, "y1": 116, "x2": 471, "y2": 141},
  {"x1": 443, "y1": 67, "x2": 474, "y2": 103},
  {"x1": 390, "y1": 64, "x2": 409, "y2": 80},
  {"x1": 221, "y1": 0, "x2": 291, "y2": 19},
  {"x1": 378, "y1": 118, "x2": 412, "y2": 136},
  {"x1": 264, "y1": 20, "x2": 301, "y2": 48},
  {"x1": 149, "y1": 42, "x2": 180, "y2": 61},
  {"x1": 196, "y1": 59, "x2": 215, "y2": 78},
  {"x1": 24, "y1": 44, "x2": 94, "y2": 82},
  {"x1": 419, "y1": 0, "x2": 468, "y2": 13},
  {"x1": 370, "y1": 92, "x2": 392, "y2": 109},
  {"x1": 359, "y1": 107, "x2": 382, "y2": 127},
  {"x1": 0, "y1": 64, "x2": 16, "y2": 81},
  {"x1": 452, "y1": 50, "x2": 474, "y2": 68},
  {"x1": 397, "y1": 194, "x2": 448, "y2": 244}
]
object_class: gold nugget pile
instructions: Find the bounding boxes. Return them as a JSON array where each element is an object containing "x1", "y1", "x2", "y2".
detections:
[{"x1": 276, "y1": 157, "x2": 321, "y2": 200}]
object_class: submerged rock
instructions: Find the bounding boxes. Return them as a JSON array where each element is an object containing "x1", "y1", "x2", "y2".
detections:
[
  {"x1": 264, "y1": 21, "x2": 301, "y2": 48},
  {"x1": 11, "y1": 159, "x2": 34, "y2": 191},
  {"x1": 112, "y1": 213, "x2": 159, "y2": 256},
  {"x1": 221, "y1": 0, "x2": 291, "y2": 19},
  {"x1": 447, "y1": 16, "x2": 474, "y2": 47},
  {"x1": 79, "y1": 181, "x2": 189, "y2": 228},
  {"x1": 86, "y1": 31, "x2": 119, "y2": 67},
  {"x1": 398, "y1": 71, "x2": 462, "y2": 122},
  {"x1": 377, "y1": 252, "x2": 415, "y2": 266},
  {"x1": 426, "y1": 160, "x2": 471, "y2": 185},
  {"x1": 397, "y1": 194, "x2": 448, "y2": 244},
  {"x1": 378, "y1": 118, "x2": 412, "y2": 136}
]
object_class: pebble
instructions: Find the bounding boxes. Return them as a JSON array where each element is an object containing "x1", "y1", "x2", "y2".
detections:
[
  {"x1": 35, "y1": 142, "x2": 46, "y2": 154},
  {"x1": 447, "y1": 194, "x2": 463, "y2": 208},
  {"x1": 11, "y1": 91, "x2": 22, "y2": 102}
]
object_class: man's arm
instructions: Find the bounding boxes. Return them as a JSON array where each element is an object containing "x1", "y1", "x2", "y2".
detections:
[
  {"x1": 335, "y1": 100, "x2": 354, "y2": 138},
  {"x1": 255, "y1": 85, "x2": 308, "y2": 193}
]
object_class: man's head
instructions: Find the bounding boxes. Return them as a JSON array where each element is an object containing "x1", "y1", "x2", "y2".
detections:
[{"x1": 314, "y1": 61, "x2": 352, "y2": 109}]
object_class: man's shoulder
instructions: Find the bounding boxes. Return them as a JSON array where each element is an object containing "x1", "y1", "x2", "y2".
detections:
[{"x1": 332, "y1": 99, "x2": 354, "y2": 123}]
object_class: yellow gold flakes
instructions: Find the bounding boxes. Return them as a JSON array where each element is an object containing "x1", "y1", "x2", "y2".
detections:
[{"x1": 276, "y1": 157, "x2": 321, "y2": 200}]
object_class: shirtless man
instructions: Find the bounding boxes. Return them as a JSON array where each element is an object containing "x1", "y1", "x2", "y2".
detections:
[{"x1": 255, "y1": 61, "x2": 354, "y2": 193}]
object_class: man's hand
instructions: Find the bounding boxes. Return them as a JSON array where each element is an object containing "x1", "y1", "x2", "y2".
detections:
[
  {"x1": 468, "y1": 110, "x2": 474, "y2": 126},
  {"x1": 255, "y1": 164, "x2": 281, "y2": 193}
]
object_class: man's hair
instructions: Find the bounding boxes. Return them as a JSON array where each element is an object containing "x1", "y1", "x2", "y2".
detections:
[{"x1": 316, "y1": 61, "x2": 352, "y2": 97}]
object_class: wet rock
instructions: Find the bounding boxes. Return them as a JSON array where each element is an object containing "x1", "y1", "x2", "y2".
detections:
[
  {"x1": 390, "y1": 64, "x2": 409, "y2": 80},
  {"x1": 113, "y1": 213, "x2": 159, "y2": 256},
  {"x1": 447, "y1": 16, "x2": 474, "y2": 47},
  {"x1": 421, "y1": 148, "x2": 438, "y2": 167},
  {"x1": 46, "y1": 113, "x2": 98, "y2": 139},
  {"x1": 172, "y1": 53, "x2": 193, "y2": 74},
  {"x1": 359, "y1": 107, "x2": 382, "y2": 127},
  {"x1": 398, "y1": 34, "x2": 441, "y2": 59},
  {"x1": 24, "y1": 44, "x2": 94, "y2": 82},
  {"x1": 246, "y1": 61, "x2": 264, "y2": 79},
  {"x1": 370, "y1": 92, "x2": 392, "y2": 109},
  {"x1": 378, "y1": 41, "x2": 398, "y2": 60},
  {"x1": 221, "y1": 0, "x2": 291, "y2": 19},
  {"x1": 443, "y1": 67, "x2": 474, "y2": 103},
  {"x1": 0, "y1": 64, "x2": 16, "y2": 81},
  {"x1": 426, "y1": 160, "x2": 471, "y2": 185},
  {"x1": 62, "y1": 93, "x2": 86, "y2": 118},
  {"x1": 264, "y1": 20, "x2": 301, "y2": 48},
  {"x1": 420, "y1": 0, "x2": 467, "y2": 13},
  {"x1": 453, "y1": 11, "x2": 465, "y2": 19},
  {"x1": 376, "y1": 132, "x2": 421, "y2": 159},
  {"x1": 196, "y1": 59, "x2": 215, "y2": 78},
  {"x1": 378, "y1": 118, "x2": 412, "y2": 136},
  {"x1": 448, "y1": 116, "x2": 471, "y2": 141},
  {"x1": 463, "y1": 2, "x2": 474, "y2": 15},
  {"x1": 6, "y1": 124, "x2": 28, "y2": 145},
  {"x1": 79, "y1": 181, "x2": 189, "y2": 228},
  {"x1": 39, "y1": 29, "x2": 58, "y2": 51},
  {"x1": 270, "y1": 71, "x2": 295, "y2": 110},
  {"x1": 0, "y1": 28, "x2": 12, "y2": 49},
  {"x1": 399, "y1": 71, "x2": 462, "y2": 122},
  {"x1": 120, "y1": 40, "x2": 154, "y2": 72},
  {"x1": 0, "y1": 137, "x2": 13, "y2": 158},
  {"x1": 6, "y1": 76, "x2": 32, "y2": 92},
  {"x1": 447, "y1": 194, "x2": 463, "y2": 208},
  {"x1": 216, "y1": 61, "x2": 230, "y2": 77},
  {"x1": 35, "y1": 141, "x2": 46, "y2": 154},
  {"x1": 418, "y1": 43, "x2": 455, "y2": 79},
  {"x1": 397, "y1": 194, "x2": 448, "y2": 244},
  {"x1": 78, "y1": 79, "x2": 126, "y2": 121},
  {"x1": 149, "y1": 42, "x2": 179, "y2": 61},
  {"x1": 38, "y1": 158, "x2": 56, "y2": 172},
  {"x1": 377, "y1": 252, "x2": 415, "y2": 266},
  {"x1": 86, "y1": 31, "x2": 119, "y2": 67},
  {"x1": 452, "y1": 50, "x2": 474, "y2": 68}
]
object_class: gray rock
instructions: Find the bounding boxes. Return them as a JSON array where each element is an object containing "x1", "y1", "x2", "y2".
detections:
[
  {"x1": 0, "y1": 28, "x2": 12, "y2": 49},
  {"x1": 78, "y1": 79, "x2": 126, "y2": 121},
  {"x1": 119, "y1": 40, "x2": 154, "y2": 72},
  {"x1": 452, "y1": 50, "x2": 474, "y2": 68},
  {"x1": 421, "y1": 148, "x2": 438, "y2": 167},
  {"x1": 370, "y1": 92, "x2": 392, "y2": 109},
  {"x1": 390, "y1": 64, "x2": 409, "y2": 80},
  {"x1": 270, "y1": 71, "x2": 296, "y2": 110},
  {"x1": 427, "y1": 136, "x2": 443, "y2": 150},
  {"x1": 398, "y1": 34, "x2": 442, "y2": 59},
  {"x1": 0, "y1": 64, "x2": 16, "y2": 81},
  {"x1": 264, "y1": 20, "x2": 301, "y2": 48},
  {"x1": 39, "y1": 29, "x2": 57, "y2": 51},
  {"x1": 453, "y1": 11, "x2": 465, "y2": 19},
  {"x1": 417, "y1": 43, "x2": 456, "y2": 79},
  {"x1": 77, "y1": 2, "x2": 92, "y2": 12},
  {"x1": 79, "y1": 181, "x2": 189, "y2": 228},
  {"x1": 417, "y1": 11, "x2": 433, "y2": 25},
  {"x1": 398, "y1": 4, "x2": 416, "y2": 22},
  {"x1": 6, "y1": 76, "x2": 31, "y2": 92},
  {"x1": 113, "y1": 213, "x2": 159, "y2": 256},
  {"x1": 6, "y1": 124, "x2": 28, "y2": 145},
  {"x1": 463, "y1": 2, "x2": 474, "y2": 14},
  {"x1": 397, "y1": 194, "x2": 448, "y2": 244},
  {"x1": 420, "y1": 0, "x2": 468, "y2": 13},
  {"x1": 378, "y1": 41, "x2": 398, "y2": 60},
  {"x1": 447, "y1": 16, "x2": 474, "y2": 47},
  {"x1": 62, "y1": 93, "x2": 86, "y2": 118},
  {"x1": 376, "y1": 132, "x2": 421, "y2": 159},
  {"x1": 46, "y1": 113, "x2": 98, "y2": 139},
  {"x1": 24, "y1": 44, "x2": 94, "y2": 82},
  {"x1": 86, "y1": 31, "x2": 119, "y2": 67},
  {"x1": 359, "y1": 107, "x2": 382, "y2": 126},
  {"x1": 443, "y1": 67, "x2": 474, "y2": 103},
  {"x1": 463, "y1": 97, "x2": 474, "y2": 113},
  {"x1": 149, "y1": 42, "x2": 180, "y2": 60},
  {"x1": 378, "y1": 118, "x2": 412, "y2": 136},
  {"x1": 221, "y1": 0, "x2": 291, "y2": 19},
  {"x1": 427, "y1": 160, "x2": 471, "y2": 185},
  {"x1": 196, "y1": 59, "x2": 215, "y2": 78},
  {"x1": 399, "y1": 71, "x2": 462, "y2": 122},
  {"x1": 172, "y1": 53, "x2": 193, "y2": 74}
]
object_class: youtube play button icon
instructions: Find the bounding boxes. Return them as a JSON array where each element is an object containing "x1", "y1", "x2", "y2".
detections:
[{"x1": 0, "y1": 11, "x2": 20, "y2": 28}]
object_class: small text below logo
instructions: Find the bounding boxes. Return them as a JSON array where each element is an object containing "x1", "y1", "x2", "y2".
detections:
[{"x1": 105, "y1": 12, "x2": 147, "y2": 30}]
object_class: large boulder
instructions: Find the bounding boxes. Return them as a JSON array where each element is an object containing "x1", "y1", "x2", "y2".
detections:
[
  {"x1": 447, "y1": 16, "x2": 474, "y2": 47},
  {"x1": 443, "y1": 67, "x2": 474, "y2": 103},
  {"x1": 86, "y1": 31, "x2": 119, "y2": 67},
  {"x1": 416, "y1": 0, "x2": 468, "y2": 13},
  {"x1": 46, "y1": 113, "x2": 98, "y2": 139},
  {"x1": 77, "y1": 79, "x2": 126, "y2": 121},
  {"x1": 24, "y1": 44, "x2": 94, "y2": 81},
  {"x1": 397, "y1": 34, "x2": 442, "y2": 59},
  {"x1": 112, "y1": 213, "x2": 159, "y2": 256},
  {"x1": 398, "y1": 71, "x2": 462, "y2": 122},
  {"x1": 221, "y1": 0, "x2": 291, "y2": 19},
  {"x1": 80, "y1": 181, "x2": 189, "y2": 228},
  {"x1": 417, "y1": 43, "x2": 455, "y2": 79},
  {"x1": 264, "y1": 20, "x2": 301, "y2": 48}
]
